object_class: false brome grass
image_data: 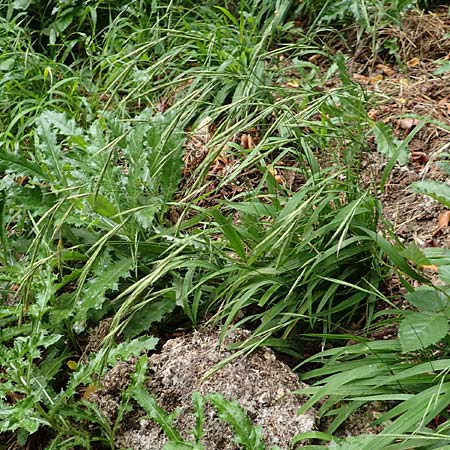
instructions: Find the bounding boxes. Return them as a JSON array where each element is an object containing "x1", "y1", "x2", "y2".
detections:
[{"x1": 0, "y1": 0, "x2": 447, "y2": 448}]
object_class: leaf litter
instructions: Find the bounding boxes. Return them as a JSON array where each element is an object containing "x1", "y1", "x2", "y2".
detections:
[
  {"x1": 325, "y1": 7, "x2": 450, "y2": 251},
  {"x1": 91, "y1": 327, "x2": 316, "y2": 449}
]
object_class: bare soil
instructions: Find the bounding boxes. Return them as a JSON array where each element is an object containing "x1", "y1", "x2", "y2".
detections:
[
  {"x1": 92, "y1": 327, "x2": 316, "y2": 449},
  {"x1": 176, "y1": 8, "x2": 450, "y2": 251},
  {"x1": 351, "y1": 8, "x2": 450, "y2": 249}
]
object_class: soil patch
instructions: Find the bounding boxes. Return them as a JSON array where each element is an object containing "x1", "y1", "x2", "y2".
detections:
[
  {"x1": 330, "y1": 8, "x2": 450, "y2": 250},
  {"x1": 92, "y1": 327, "x2": 316, "y2": 449}
]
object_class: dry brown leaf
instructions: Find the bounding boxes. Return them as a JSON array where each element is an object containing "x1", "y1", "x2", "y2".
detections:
[
  {"x1": 267, "y1": 164, "x2": 284, "y2": 184},
  {"x1": 438, "y1": 98, "x2": 450, "y2": 114},
  {"x1": 286, "y1": 80, "x2": 299, "y2": 88},
  {"x1": 368, "y1": 74, "x2": 383, "y2": 83},
  {"x1": 410, "y1": 151, "x2": 428, "y2": 164},
  {"x1": 216, "y1": 152, "x2": 229, "y2": 165},
  {"x1": 15, "y1": 175, "x2": 29, "y2": 186},
  {"x1": 240, "y1": 133, "x2": 249, "y2": 149},
  {"x1": 82, "y1": 385, "x2": 98, "y2": 400},
  {"x1": 432, "y1": 210, "x2": 450, "y2": 236},
  {"x1": 247, "y1": 134, "x2": 255, "y2": 149},
  {"x1": 368, "y1": 110, "x2": 378, "y2": 120},
  {"x1": 422, "y1": 264, "x2": 439, "y2": 272},
  {"x1": 308, "y1": 54, "x2": 322, "y2": 63},
  {"x1": 353, "y1": 73, "x2": 369, "y2": 83},
  {"x1": 407, "y1": 57, "x2": 421, "y2": 67},
  {"x1": 194, "y1": 116, "x2": 213, "y2": 144},
  {"x1": 375, "y1": 64, "x2": 395, "y2": 77},
  {"x1": 267, "y1": 164, "x2": 277, "y2": 176},
  {"x1": 156, "y1": 97, "x2": 170, "y2": 112},
  {"x1": 397, "y1": 118, "x2": 419, "y2": 130},
  {"x1": 6, "y1": 391, "x2": 23, "y2": 404},
  {"x1": 98, "y1": 93, "x2": 110, "y2": 102}
]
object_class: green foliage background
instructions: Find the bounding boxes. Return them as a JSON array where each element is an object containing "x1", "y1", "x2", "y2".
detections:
[{"x1": 1, "y1": 0, "x2": 450, "y2": 449}]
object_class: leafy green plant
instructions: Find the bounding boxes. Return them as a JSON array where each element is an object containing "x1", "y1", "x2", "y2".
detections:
[
  {"x1": 2, "y1": 0, "x2": 441, "y2": 448},
  {"x1": 0, "y1": 264, "x2": 159, "y2": 447},
  {"x1": 295, "y1": 338, "x2": 450, "y2": 450},
  {"x1": 372, "y1": 117, "x2": 427, "y2": 190},
  {"x1": 291, "y1": 174, "x2": 450, "y2": 450},
  {"x1": 296, "y1": 0, "x2": 418, "y2": 30},
  {"x1": 412, "y1": 180, "x2": 450, "y2": 210},
  {"x1": 398, "y1": 284, "x2": 450, "y2": 352},
  {"x1": 202, "y1": 173, "x2": 385, "y2": 341}
]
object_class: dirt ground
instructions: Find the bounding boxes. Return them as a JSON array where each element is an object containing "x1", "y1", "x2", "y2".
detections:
[
  {"x1": 179, "y1": 8, "x2": 450, "y2": 251},
  {"x1": 92, "y1": 328, "x2": 316, "y2": 449},
  {"x1": 347, "y1": 8, "x2": 450, "y2": 249}
]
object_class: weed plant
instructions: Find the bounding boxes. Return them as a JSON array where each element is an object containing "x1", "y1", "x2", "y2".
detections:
[
  {"x1": 0, "y1": 0, "x2": 447, "y2": 448},
  {"x1": 296, "y1": 0, "x2": 420, "y2": 30}
]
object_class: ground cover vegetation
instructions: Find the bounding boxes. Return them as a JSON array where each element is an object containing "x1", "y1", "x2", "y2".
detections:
[{"x1": 1, "y1": 0, "x2": 450, "y2": 448}]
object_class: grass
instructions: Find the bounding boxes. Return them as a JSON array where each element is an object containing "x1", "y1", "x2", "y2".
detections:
[{"x1": 1, "y1": 0, "x2": 450, "y2": 448}]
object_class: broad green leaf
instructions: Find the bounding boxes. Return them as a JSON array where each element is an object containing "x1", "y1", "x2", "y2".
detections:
[
  {"x1": 206, "y1": 392, "x2": 265, "y2": 450},
  {"x1": 438, "y1": 159, "x2": 450, "y2": 175},
  {"x1": 405, "y1": 286, "x2": 450, "y2": 313},
  {"x1": 12, "y1": 0, "x2": 32, "y2": 9},
  {"x1": 399, "y1": 311, "x2": 449, "y2": 352},
  {"x1": 214, "y1": 6, "x2": 239, "y2": 26},
  {"x1": 438, "y1": 265, "x2": 450, "y2": 284},
  {"x1": 73, "y1": 258, "x2": 134, "y2": 331},
  {"x1": 433, "y1": 60, "x2": 450, "y2": 75},
  {"x1": 209, "y1": 208, "x2": 245, "y2": 260},
  {"x1": 123, "y1": 297, "x2": 176, "y2": 339},
  {"x1": 53, "y1": 12, "x2": 74, "y2": 35},
  {"x1": 40, "y1": 110, "x2": 83, "y2": 138},
  {"x1": 400, "y1": 243, "x2": 431, "y2": 266},
  {"x1": 87, "y1": 194, "x2": 118, "y2": 218},
  {"x1": 111, "y1": 336, "x2": 158, "y2": 363},
  {"x1": 411, "y1": 180, "x2": 450, "y2": 209},
  {"x1": 0, "y1": 396, "x2": 45, "y2": 434},
  {"x1": 129, "y1": 355, "x2": 149, "y2": 389},
  {"x1": 372, "y1": 122, "x2": 408, "y2": 165},
  {"x1": 424, "y1": 248, "x2": 450, "y2": 266},
  {"x1": 0, "y1": 152, "x2": 47, "y2": 179},
  {"x1": 292, "y1": 431, "x2": 334, "y2": 444},
  {"x1": 192, "y1": 392, "x2": 205, "y2": 444},
  {"x1": 0, "y1": 58, "x2": 15, "y2": 72},
  {"x1": 373, "y1": 118, "x2": 428, "y2": 191},
  {"x1": 144, "y1": 111, "x2": 184, "y2": 201},
  {"x1": 131, "y1": 386, "x2": 182, "y2": 442}
]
